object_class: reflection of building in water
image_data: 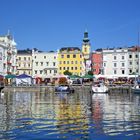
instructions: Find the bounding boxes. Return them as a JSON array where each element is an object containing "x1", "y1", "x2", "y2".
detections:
[
  {"x1": 92, "y1": 93, "x2": 140, "y2": 136},
  {"x1": 55, "y1": 93, "x2": 90, "y2": 138},
  {"x1": 92, "y1": 94, "x2": 109, "y2": 133}
]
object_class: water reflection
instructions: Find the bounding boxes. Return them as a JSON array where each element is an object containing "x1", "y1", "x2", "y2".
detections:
[{"x1": 0, "y1": 89, "x2": 140, "y2": 140}]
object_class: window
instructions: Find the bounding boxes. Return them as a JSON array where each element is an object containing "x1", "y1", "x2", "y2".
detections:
[
  {"x1": 75, "y1": 61, "x2": 78, "y2": 64},
  {"x1": 122, "y1": 70, "x2": 125, "y2": 74},
  {"x1": 129, "y1": 61, "x2": 132, "y2": 65},
  {"x1": 67, "y1": 61, "x2": 69, "y2": 64},
  {"x1": 129, "y1": 55, "x2": 132, "y2": 58},
  {"x1": 136, "y1": 54, "x2": 138, "y2": 58},
  {"x1": 40, "y1": 70, "x2": 43, "y2": 74},
  {"x1": 60, "y1": 67, "x2": 61, "y2": 70},
  {"x1": 54, "y1": 70, "x2": 57, "y2": 73},
  {"x1": 71, "y1": 67, "x2": 73, "y2": 70},
  {"x1": 67, "y1": 55, "x2": 70, "y2": 58},
  {"x1": 63, "y1": 67, "x2": 65, "y2": 70},
  {"x1": 122, "y1": 63, "x2": 125, "y2": 67},
  {"x1": 44, "y1": 56, "x2": 46, "y2": 59},
  {"x1": 63, "y1": 61, "x2": 66, "y2": 64},
  {"x1": 67, "y1": 67, "x2": 69, "y2": 70},
  {"x1": 24, "y1": 57, "x2": 26, "y2": 60},
  {"x1": 61, "y1": 55, "x2": 64, "y2": 58},
  {"x1": 34, "y1": 56, "x2": 36, "y2": 59},
  {"x1": 46, "y1": 62, "x2": 49, "y2": 66},
  {"x1": 59, "y1": 61, "x2": 61, "y2": 64},
  {"x1": 129, "y1": 69, "x2": 132, "y2": 73},
  {"x1": 36, "y1": 62, "x2": 38, "y2": 66},
  {"x1": 122, "y1": 56, "x2": 124, "y2": 59},
  {"x1": 19, "y1": 57, "x2": 21, "y2": 60},
  {"x1": 40, "y1": 62, "x2": 43, "y2": 66},
  {"x1": 28, "y1": 57, "x2": 30, "y2": 60},
  {"x1": 73, "y1": 54, "x2": 76, "y2": 58},
  {"x1": 71, "y1": 61, "x2": 73, "y2": 64},
  {"x1": 50, "y1": 70, "x2": 51, "y2": 74},
  {"x1": 53, "y1": 62, "x2": 56, "y2": 66},
  {"x1": 75, "y1": 67, "x2": 77, "y2": 70},
  {"x1": 104, "y1": 63, "x2": 106, "y2": 67},
  {"x1": 35, "y1": 70, "x2": 37, "y2": 74},
  {"x1": 114, "y1": 70, "x2": 117, "y2": 74},
  {"x1": 114, "y1": 56, "x2": 117, "y2": 60},
  {"x1": 114, "y1": 63, "x2": 117, "y2": 67}
]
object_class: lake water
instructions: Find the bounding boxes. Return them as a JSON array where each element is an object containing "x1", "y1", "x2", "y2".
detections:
[{"x1": 0, "y1": 88, "x2": 140, "y2": 140}]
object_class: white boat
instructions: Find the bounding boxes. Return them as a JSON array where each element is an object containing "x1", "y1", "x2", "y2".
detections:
[
  {"x1": 92, "y1": 82, "x2": 109, "y2": 93},
  {"x1": 131, "y1": 84, "x2": 140, "y2": 94}
]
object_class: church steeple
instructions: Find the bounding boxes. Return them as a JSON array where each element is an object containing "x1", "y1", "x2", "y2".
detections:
[
  {"x1": 82, "y1": 30, "x2": 91, "y2": 57},
  {"x1": 82, "y1": 30, "x2": 92, "y2": 74},
  {"x1": 83, "y1": 30, "x2": 90, "y2": 43}
]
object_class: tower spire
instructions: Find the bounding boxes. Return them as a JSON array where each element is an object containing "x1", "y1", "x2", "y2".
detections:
[{"x1": 83, "y1": 29, "x2": 89, "y2": 43}]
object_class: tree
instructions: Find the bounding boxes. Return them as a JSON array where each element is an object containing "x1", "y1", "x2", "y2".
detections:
[
  {"x1": 88, "y1": 70, "x2": 93, "y2": 75},
  {"x1": 63, "y1": 70, "x2": 72, "y2": 75}
]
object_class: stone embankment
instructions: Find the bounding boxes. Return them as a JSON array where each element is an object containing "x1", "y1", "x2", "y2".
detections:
[{"x1": 3, "y1": 84, "x2": 132, "y2": 94}]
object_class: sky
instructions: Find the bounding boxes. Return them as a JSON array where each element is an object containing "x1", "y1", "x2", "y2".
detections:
[{"x1": 0, "y1": 0, "x2": 140, "y2": 51}]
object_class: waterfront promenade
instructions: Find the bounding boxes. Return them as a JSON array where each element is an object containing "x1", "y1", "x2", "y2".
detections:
[{"x1": 3, "y1": 83, "x2": 133, "y2": 94}]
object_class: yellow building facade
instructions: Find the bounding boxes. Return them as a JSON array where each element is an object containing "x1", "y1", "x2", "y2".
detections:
[
  {"x1": 58, "y1": 47, "x2": 85, "y2": 76},
  {"x1": 16, "y1": 49, "x2": 32, "y2": 75}
]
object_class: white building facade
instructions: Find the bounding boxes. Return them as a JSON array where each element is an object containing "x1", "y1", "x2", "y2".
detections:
[
  {"x1": 127, "y1": 47, "x2": 140, "y2": 75},
  {"x1": 0, "y1": 34, "x2": 17, "y2": 76},
  {"x1": 102, "y1": 48, "x2": 129, "y2": 76},
  {"x1": 32, "y1": 50, "x2": 58, "y2": 78}
]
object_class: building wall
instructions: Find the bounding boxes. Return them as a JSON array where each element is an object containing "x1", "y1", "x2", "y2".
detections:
[
  {"x1": 0, "y1": 34, "x2": 17, "y2": 75},
  {"x1": 58, "y1": 48, "x2": 85, "y2": 76},
  {"x1": 32, "y1": 51, "x2": 58, "y2": 77},
  {"x1": 16, "y1": 54, "x2": 32, "y2": 75},
  {"x1": 128, "y1": 47, "x2": 140, "y2": 75},
  {"x1": 103, "y1": 48, "x2": 128, "y2": 75},
  {"x1": 0, "y1": 44, "x2": 5, "y2": 75},
  {"x1": 92, "y1": 52, "x2": 102, "y2": 75}
]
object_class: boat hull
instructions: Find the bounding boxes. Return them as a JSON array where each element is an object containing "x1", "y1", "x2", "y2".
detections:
[
  {"x1": 131, "y1": 88, "x2": 140, "y2": 94},
  {"x1": 92, "y1": 85, "x2": 108, "y2": 93}
]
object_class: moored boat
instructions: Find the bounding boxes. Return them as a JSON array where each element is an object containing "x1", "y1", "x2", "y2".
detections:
[
  {"x1": 92, "y1": 82, "x2": 109, "y2": 93},
  {"x1": 55, "y1": 85, "x2": 74, "y2": 93},
  {"x1": 131, "y1": 85, "x2": 140, "y2": 94}
]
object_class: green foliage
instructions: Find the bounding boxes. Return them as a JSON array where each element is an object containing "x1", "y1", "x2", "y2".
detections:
[
  {"x1": 63, "y1": 70, "x2": 72, "y2": 75},
  {"x1": 88, "y1": 71, "x2": 93, "y2": 75}
]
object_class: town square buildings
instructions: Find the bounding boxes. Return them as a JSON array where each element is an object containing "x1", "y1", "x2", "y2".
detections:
[{"x1": 0, "y1": 31, "x2": 140, "y2": 78}]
